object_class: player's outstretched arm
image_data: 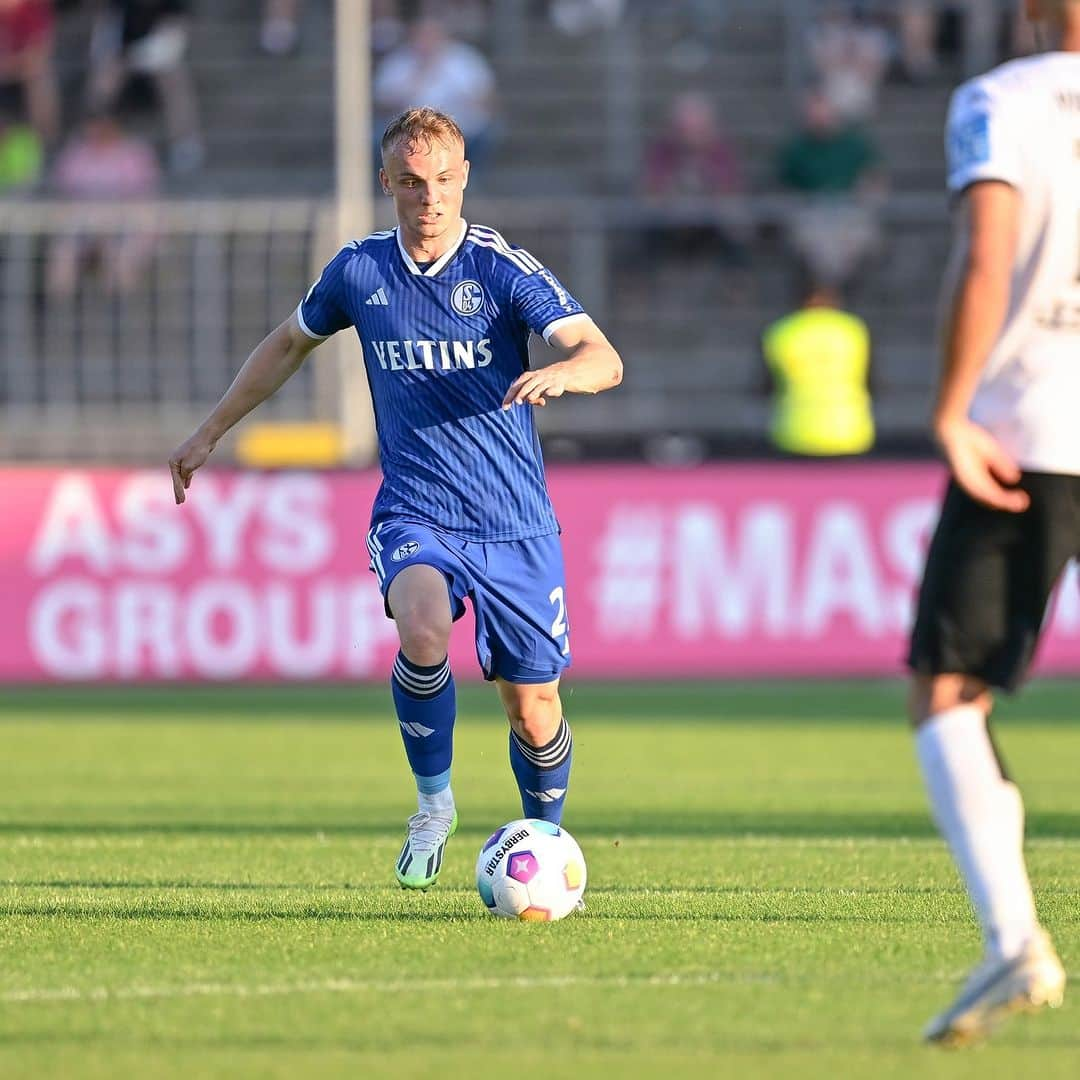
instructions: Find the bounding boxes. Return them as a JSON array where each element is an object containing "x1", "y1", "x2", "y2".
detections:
[
  {"x1": 501, "y1": 318, "x2": 622, "y2": 409},
  {"x1": 933, "y1": 180, "x2": 1028, "y2": 513},
  {"x1": 168, "y1": 313, "x2": 322, "y2": 504}
]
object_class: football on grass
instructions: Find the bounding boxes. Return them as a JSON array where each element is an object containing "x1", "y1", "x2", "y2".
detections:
[{"x1": 476, "y1": 818, "x2": 587, "y2": 921}]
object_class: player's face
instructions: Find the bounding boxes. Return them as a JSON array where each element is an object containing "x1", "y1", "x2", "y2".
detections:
[{"x1": 380, "y1": 137, "x2": 470, "y2": 247}]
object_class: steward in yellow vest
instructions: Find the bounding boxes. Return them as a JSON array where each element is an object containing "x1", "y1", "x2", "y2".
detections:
[{"x1": 762, "y1": 287, "x2": 874, "y2": 456}]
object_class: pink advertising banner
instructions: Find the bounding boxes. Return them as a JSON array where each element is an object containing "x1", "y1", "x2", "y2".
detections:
[{"x1": 3, "y1": 465, "x2": 1080, "y2": 682}]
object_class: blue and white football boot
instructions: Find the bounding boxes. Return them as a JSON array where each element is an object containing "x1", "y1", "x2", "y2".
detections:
[{"x1": 395, "y1": 810, "x2": 459, "y2": 890}]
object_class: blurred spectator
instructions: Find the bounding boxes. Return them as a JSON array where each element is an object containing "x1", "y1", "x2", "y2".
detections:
[
  {"x1": 777, "y1": 88, "x2": 880, "y2": 196},
  {"x1": 807, "y1": 3, "x2": 890, "y2": 120},
  {"x1": 646, "y1": 92, "x2": 741, "y2": 199},
  {"x1": 260, "y1": 0, "x2": 300, "y2": 56},
  {"x1": 896, "y1": 0, "x2": 938, "y2": 81},
  {"x1": 548, "y1": 0, "x2": 625, "y2": 36},
  {"x1": 0, "y1": 0, "x2": 59, "y2": 144},
  {"x1": 371, "y1": 0, "x2": 404, "y2": 58},
  {"x1": 89, "y1": 0, "x2": 203, "y2": 174},
  {"x1": 374, "y1": 14, "x2": 495, "y2": 166},
  {"x1": 762, "y1": 282, "x2": 874, "y2": 457},
  {"x1": 897, "y1": 1, "x2": 1026, "y2": 81},
  {"x1": 47, "y1": 111, "x2": 161, "y2": 295},
  {"x1": 440, "y1": 0, "x2": 490, "y2": 41},
  {"x1": 777, "y1": 89, "x2": 883, "y2": 290},
  {"x1": 643, "y1": 92, "x2": 746, "y2": 264},
  {"x1": 0, "y1": 98, "x2": 41, "y2": 192}
]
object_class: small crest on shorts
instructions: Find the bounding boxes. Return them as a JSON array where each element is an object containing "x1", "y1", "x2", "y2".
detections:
[
  {"x1": 451, "y1": 280, "x2": 485, "y2": 316},
  {"x1": 391, "y1": 541, "x2": 422, "y2": 562}
]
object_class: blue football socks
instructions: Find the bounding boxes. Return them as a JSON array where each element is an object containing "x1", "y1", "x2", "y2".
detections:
[
  {"x1": 391, "y1": 652, "x2": 455, "y2": 803},
  {"x1": 509, "y1": 717, "x2": 573, "y2": 824}
]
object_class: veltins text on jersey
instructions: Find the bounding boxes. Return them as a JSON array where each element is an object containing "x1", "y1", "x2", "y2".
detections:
[{"x1": 370, "y1": 338, "x2": 493, "y2": 372}]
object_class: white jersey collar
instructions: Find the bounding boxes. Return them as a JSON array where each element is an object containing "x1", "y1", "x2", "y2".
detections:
[{"x1": 396, "y1": 219, "x2": 468, "y2": 277}]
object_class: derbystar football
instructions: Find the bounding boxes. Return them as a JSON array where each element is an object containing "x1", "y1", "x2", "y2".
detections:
[{"x1": 475, "y1": 818, "x2": 587, "y2": 921}]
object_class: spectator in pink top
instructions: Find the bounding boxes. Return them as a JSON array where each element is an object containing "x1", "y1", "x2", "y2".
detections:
[
  {"x1": 644, "y1": 92, "x2": 747, "y2": 266},
  {"x1": 0, "y1": 0, "x2": 59, "y2": 144},
  {"x1": 48, "y1": 111, "x2": 161, "y2": 295},
  {"x1": 645, "y1": 92, "x2": 742, "y2": 199}
]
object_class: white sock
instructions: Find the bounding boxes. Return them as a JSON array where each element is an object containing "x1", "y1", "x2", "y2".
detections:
[
  {"x1": 418, "y1": 785, "x2": 455, "y2": 817},
  {"x1": 915, "y1": 705, "x2": 1038, "y2": 961},
  {"x1": 1000, "y1": 779, "x2": 1026, "y2": 858}
]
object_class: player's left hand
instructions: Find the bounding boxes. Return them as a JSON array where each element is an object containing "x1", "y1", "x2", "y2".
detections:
[
  {"x1": 168, "y1": 430, "x2": 217, "y2": 504},
  {"x1": 935, "y1": 415, "x2": 1030, "y2": 513},
  {"x1": 502, "y1": 365, "x2": 569, "y2": 409}
]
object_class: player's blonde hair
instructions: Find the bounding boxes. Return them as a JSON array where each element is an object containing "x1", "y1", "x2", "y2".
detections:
[{"x1": 380, "y1": 107, "x2": 466, "y2": 160}]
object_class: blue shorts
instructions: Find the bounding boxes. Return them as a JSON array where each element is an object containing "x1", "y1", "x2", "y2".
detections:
[{"x1": 366, "y1": 520, "x2": 571, "y2": 684}]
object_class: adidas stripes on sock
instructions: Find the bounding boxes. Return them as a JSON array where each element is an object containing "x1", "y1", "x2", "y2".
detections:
[
  {"x1": 509, "y1": 717, "x2": 573, "y2": 825},
  {"x1": 392, "y1": 652, "x2": 455, "y2": 803}
]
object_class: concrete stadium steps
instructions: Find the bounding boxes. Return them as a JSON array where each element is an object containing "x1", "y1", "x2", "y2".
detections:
[
  {"x1": 494, "y1": 48, "x2": 788, "y2": 91},
  {"x1": 489, "y1": 17, "x2": 952, "y2": 195},
  {"x1": 606, "y1": 314, "x2": 938, "y2": 394},
  {"x1": 488, "y1": 16, "x2": 786, "y2": 194},
  {"x1": 37, "y1": 3, "x2": 959, "y2": 447},
  {"x1": 50, "y1": 0, "x2": 336, "y2": 195},
  {"x1": 538, "y1": 382, "x2": 772, "y2": 443},
  {"x1": 184, "y1": 1, "x2": 334, "y2": 194},
  {"x1": 537, "y1": 370, "x2": 932, "y2": 447},
  {"x1": 50, "y1": 4, "x2": 956, "y2": 199}
]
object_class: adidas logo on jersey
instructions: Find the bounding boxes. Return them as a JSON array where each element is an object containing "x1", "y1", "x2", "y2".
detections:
[{"x1": 365, "y1": 287, "x2": 389, "y2": 306}]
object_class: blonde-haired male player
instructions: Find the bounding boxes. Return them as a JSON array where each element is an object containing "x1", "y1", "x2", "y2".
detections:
[
  {"x1": 907, "y1": 0, "x2": 1079, "y2": 1048},
  {"x1": 169, "y1": 108, "x2": 622, "y2": 891}
]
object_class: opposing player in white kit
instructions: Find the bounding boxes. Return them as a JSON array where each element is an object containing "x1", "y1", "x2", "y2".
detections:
[{"x1": 907, "y1": 0, "x2": 1079, "y2": 1048}]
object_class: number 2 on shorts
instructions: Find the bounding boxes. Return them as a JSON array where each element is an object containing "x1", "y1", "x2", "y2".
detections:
[{"x1": 549, "y1": 586, "x2": 570, "y2": 656}]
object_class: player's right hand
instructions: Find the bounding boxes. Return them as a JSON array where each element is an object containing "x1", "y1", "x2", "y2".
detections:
[
  {"x1": 935, "y1": 416, "x2": 1030, "y2": 513},
  {"x1": 168, "y1": 431, "x2": 216, "y2": 505}
]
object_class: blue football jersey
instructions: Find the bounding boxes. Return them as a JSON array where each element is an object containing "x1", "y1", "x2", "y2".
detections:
[{"x1": 297, "y1": 221, "x2": 589, "y2": 541}]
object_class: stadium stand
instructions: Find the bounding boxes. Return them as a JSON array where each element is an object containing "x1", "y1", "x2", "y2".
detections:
[{"x1": 1, "y1": 1, "x2": 1017, "y2": 461}]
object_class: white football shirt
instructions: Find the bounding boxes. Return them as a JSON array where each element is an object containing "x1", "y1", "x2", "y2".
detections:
[{"x1": 947, "y1": 53, "x2": 1080, "y2": 474}]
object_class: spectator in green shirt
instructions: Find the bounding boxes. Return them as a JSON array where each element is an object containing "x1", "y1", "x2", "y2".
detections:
[
  {"x1": 0, "y1": 103, "x2": 42, "y2": 193},
  {"x1": 777, "y1": 88, "x2": 885, "y2": 291},
  {"x1": 777, "y1": 88, "x2": 880, "y2": 195}
]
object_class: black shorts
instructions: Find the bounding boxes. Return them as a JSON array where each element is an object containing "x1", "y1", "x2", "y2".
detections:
[{"x1": 908, "y1": 472, "x2": 1080, "y2": 692}]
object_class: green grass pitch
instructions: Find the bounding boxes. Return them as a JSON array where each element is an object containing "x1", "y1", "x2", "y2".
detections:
[{"x1": 1, "y1": 680, "x2": 1078, "y2": 1078}]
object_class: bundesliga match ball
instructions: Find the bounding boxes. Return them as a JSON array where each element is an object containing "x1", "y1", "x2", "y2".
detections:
[{"x1": 476, "y1": 818, "x2": 587, "y2": 921}]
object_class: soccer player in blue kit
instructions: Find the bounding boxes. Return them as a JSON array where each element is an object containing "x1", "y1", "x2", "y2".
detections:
[{"x1": 168, "y1": 107, "x2": 623, "y2": 890}]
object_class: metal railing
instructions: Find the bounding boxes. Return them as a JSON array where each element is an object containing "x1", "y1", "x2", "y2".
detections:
[
  {"x1": 0, "y1": 199, "x2": 335, "y2": 461},
  {"x1": 0, "y1": 193, "x2": 950, "y2": 461}
]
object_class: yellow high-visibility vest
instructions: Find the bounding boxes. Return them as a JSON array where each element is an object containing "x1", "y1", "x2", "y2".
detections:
[{"x1": 762, "y1": 306, "x2": 875, "y2": 456}]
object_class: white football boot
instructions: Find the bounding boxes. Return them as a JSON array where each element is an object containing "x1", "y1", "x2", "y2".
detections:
[
  {"x1": 924, "y1": 928, "x2": 1066, "y2": 1048},
  {"x1": 395, "y1": 810, "x2": 458, "y2": 890}
]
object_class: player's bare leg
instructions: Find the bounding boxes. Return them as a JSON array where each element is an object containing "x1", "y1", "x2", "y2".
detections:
[
  {"x1": 388, "y1": 565, "x2": 458, "y2": 889},
  {"x1": 390, "y1": 564, "x2": 453, "y2": 667},
  {"x1": 497, "y1": 677, "x2": 562, "y2": 747},
  {"x1": 497, "y1": 678, "x2": 573, "y2": 825},
  {"x1": 912, "y1": 673, "x2": 1065, "y2": 1046}
]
